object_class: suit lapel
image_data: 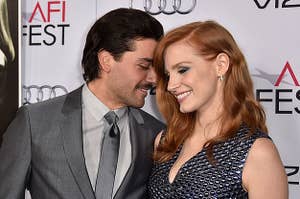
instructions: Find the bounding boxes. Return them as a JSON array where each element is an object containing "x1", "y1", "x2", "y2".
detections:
[
  {"x1": 60, "y1": 87, "x2": 95, "y2": 199},
  {"x1": 127, "y1": 108, "x2": 145, "y2": 169}
]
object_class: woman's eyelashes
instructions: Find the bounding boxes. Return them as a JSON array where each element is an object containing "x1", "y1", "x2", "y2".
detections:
[
  {"x1": 164, "y1": 66, "x2": 190, "y2": 79},
  {"x1": 178, "y1": 66, "x2": 190, "y2": 74}
]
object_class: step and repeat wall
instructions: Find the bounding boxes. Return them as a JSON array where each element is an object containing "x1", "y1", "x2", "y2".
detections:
[{"x1": 22, "y1": 0, "x2": 299, "y2": 198}]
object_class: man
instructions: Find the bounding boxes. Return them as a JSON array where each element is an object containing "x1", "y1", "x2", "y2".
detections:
[{"x1": 0, "y1": 8, "x2": 165, "y2": 199}]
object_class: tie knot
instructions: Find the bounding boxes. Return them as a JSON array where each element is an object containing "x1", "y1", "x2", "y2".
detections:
[{"x1": 104, "y1": 111, "x2": 118, "y2": 125}]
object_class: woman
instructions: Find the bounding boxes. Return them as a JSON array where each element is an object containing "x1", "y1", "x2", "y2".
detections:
[{"x1": 149, "y1": 21, "x2": 288, "y2": 198}]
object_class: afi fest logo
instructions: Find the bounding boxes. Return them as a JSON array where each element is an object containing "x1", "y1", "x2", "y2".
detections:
[
  {"x1": 254, "y1": 62, "x2": 300, "y2": 185},
  {"x1": 254, "y1": 61, "x2": 300, "y2": 114},
  {"x1": 22, "y1": 1, "x2": 70, "y2": 46}
]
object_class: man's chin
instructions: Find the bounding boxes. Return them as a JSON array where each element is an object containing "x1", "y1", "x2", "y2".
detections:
[
  {"x1": 132, "y1": 103, "x2": 145, "y2": 108},
  {"x1": 130, "y1": 98, "x2": 145, "y2": 108}
]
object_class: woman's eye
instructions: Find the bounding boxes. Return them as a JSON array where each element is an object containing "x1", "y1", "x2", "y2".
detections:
[{"x1": 178, "y1": 67, "x2": 189, "y2": 74}]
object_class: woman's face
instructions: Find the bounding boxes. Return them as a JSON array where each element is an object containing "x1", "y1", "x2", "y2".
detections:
[{"x1": 164, "y1": 41, "x2": 223, "y2": 114}]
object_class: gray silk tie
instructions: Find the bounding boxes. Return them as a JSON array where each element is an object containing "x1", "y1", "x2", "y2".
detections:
[{"x1": 95, "y1": 111, "x2": 120, "y2": 199}]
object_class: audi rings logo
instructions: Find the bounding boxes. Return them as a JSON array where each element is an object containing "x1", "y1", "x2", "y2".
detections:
[
  {"x1": 129, "y1": 0, "x2": 196, "y2": 15},
  {"x1": 23, "y1": 85, "x2": 68, "y2": 105}
]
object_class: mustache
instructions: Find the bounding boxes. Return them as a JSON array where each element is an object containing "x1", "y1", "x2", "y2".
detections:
[{"x1": 136, "y1": 83, "x2": 154, "y2": 90}]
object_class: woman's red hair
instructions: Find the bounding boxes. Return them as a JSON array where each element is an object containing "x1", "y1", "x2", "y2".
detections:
[{"x1": 153, "y1": 21, "x2": 267, "y2": 162}]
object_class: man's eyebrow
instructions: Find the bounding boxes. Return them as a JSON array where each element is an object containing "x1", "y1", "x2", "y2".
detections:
[{"x1": 138, "y1": 58, "x2": 153, "y2": 63}]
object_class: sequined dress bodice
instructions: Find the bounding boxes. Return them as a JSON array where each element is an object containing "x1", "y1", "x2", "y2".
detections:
[{"x1": 148, "y1": 126, "x2": 269, "y2": 199}]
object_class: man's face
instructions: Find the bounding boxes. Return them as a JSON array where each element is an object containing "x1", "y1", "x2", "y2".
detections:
[{"x1": 106, "y1": 38, "x2": 158, "y2": 108}]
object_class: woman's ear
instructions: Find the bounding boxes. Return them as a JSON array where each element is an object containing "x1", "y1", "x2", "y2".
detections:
[
  {"x1": 215, "y1": 53, "x2": 230, "y2": 77},
  {"x1": 97, "y1": 50, "x2": 113, "y2": 72}
]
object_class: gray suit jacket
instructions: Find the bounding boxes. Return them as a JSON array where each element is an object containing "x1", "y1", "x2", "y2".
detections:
[{"x1": 0, "y1": 87, "x2": 165, "y2": 199}]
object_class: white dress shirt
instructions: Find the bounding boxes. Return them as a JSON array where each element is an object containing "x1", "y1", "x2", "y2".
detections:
[{"x1": 81, "y1": 84, "x2": 132, "y2": 196}]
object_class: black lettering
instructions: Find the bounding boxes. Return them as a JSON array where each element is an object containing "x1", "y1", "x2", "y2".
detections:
[
  {"x1": 294, "y1": 90, "x2": 300, "y2": 113},
  {"x1": 275, "y1": 89, "x2": 292, "y2": 114},
  {"x1": 253, "y1": 0, "x2": 272, "y2": 8},
  {"x1": 285, "y1": 166, "x2": 300, "y2": 185},
  {"x1": 43, "y1": 24, "x2": 56, "y2": 46},
  {"x1": 282, "y1": 0, "x2": 300, "y2": 8},
  {"x1": 22, "y1": 25, "x2": 28, "y2": 36},
  {"x1": 29, "y1": 25, "x2": 42, "y2": 45},
  {"x1": 24, "y1": 23, "x2": 70, "y2": 46},
  {"x1": 256, "y1": 89, "x2": 273, "y2": 102},
  {"x1": 57, "y1": 24, "x2": 70, "y2": 45}
]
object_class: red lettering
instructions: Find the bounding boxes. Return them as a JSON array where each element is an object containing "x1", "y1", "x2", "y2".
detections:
[
  {"x1": 275, "y1": 61, "x2": 299, "y2": 86},
  {"x1": 29, "y1": 2, "x2": 47, "y2": 23},
  {"x1": 48, "y1": 1, "x2": 66, "y2": 22}
]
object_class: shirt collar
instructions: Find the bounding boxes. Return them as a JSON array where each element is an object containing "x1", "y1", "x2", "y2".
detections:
[{"x1": 82, "y1": 84, "x2": 128, "y2": 121}]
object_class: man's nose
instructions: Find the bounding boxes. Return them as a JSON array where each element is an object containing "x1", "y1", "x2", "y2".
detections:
[{"x1": 146, "y1": 67, "x2": 157, "y2": 84}]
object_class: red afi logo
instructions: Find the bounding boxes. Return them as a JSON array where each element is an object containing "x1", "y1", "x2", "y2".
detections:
[{"x1": 275, "y1": 61, "x2": 299, "y2": 86}]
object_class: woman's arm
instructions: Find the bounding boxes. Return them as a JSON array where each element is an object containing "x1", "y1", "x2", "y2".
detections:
[{"x1": 242, "y1": 138, "x2": 288, "y2": 199}]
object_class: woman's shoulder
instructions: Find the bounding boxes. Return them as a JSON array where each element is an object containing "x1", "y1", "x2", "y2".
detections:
[{"x1": 242, "y1": 132, "x2": 288, "y2": 198}]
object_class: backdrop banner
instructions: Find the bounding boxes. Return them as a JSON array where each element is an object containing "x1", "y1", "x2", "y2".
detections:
[{"x1": 22, "y1": 0, "x2": 299, "y2": 198}]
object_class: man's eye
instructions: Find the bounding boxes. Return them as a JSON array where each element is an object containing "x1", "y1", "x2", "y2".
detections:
[
  {"x1": 138, "y1": 64, "x2": 150, "y2": 70},
  {"x1": 178, "y1": 67, "x2": 190, "y2": 74}
]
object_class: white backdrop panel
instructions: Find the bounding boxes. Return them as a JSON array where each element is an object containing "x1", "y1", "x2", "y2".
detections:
[{"x1": 22, "y1": 0, "x2": 300, "y2": 198}]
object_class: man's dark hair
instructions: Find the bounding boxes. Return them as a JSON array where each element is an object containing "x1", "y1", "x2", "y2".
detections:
[{"x1": 81, "y1": 8, "x2": 164, "y2": 82}]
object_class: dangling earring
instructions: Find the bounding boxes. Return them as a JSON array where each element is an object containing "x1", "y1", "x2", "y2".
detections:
[{"x1": 218, "y1": 75, "x2": 224, "y2": 81}]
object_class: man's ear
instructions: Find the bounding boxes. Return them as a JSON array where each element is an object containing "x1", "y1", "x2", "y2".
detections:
[
  {"x1": 215, "y1": 53, "x2": 230, "y2": 77},
  {"x1": 97, "y1": 50, "x2": 114, "y2": 72}
]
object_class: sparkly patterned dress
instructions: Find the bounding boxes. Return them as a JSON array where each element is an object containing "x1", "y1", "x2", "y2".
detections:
[{"x1": 148, "y1": 125, "x2": 270, "y2": 199}]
